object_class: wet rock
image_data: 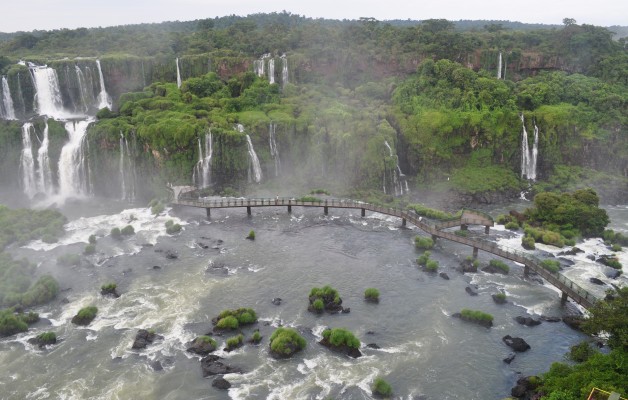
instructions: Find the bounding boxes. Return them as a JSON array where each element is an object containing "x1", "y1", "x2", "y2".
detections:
[
  {"x1": 558, "y1": 247, "x2": 583, "y2": 256},
  {"x1": 557, "y1": 257, "x2": 575, "y2": 266},
  {"x1": 271, "y1": 297, "x2": 282, "y2": 306},
  {"x1": 589, "y1": 277, "x2": 605, "y2": 285},
  {"x1": 200, "y1": 355, "x2": 243, "y2": 377},
  {"x1": 187, "y1": 337, "x2": 217, "y2": 355},
  {"x1": 366, "y1": 343, "x2": 381, "y2": 349},
  {"x1": 563, "y1": 315, "x2": 585, "y2": 331},
  {"x1": 165, "y1": 250, "x2": 178, "y2": 259},
  {"x1": 503, "y1": 353, "x2": 516, "y2": 364},
  {"x1": 481, "y1": 265, "x2": 509, "y2": 275},
  {"x1": 61, "y1": 297, "x2": 70, "y2": 304},
  {"x1": 152, "y1": 265, "x2": 161, "y2": 270},
  {"x1": 150, "y1": 360, "x2": 163, "y2": 371},
  {"x1": 465, "y1": 286, "x2": 478, "y2": 296},
  {"x1": 510, "y1": 376, "x2": 540, "y2": 398},
  {"x1": 460, "y1": 259, "x2": 478, "y2": 273},
  {"x1": 439, "y1": 272, "x2": 450, "y2": 280},
  {"x1": 319, "y1": 338, "x2": 362, "y2": 358},
  {"x1": 216, "y1": 239, "x2": 224, "y2": 244},
  {"x1": 540, "y1": 316, "x2": 561, "y2": 323},
  {"x1": 492, "y1": 294, "x2": 507, "y2": 304},
  {"x1": 586, "y1": 254, "x2": 596, "y2": 261},
  {"x1": 341, "y1": 307, "x2": 351, "y2": 314},
  {"x1": 132, "y1": 329, "x2": 161, "y2": 350},
  {"x1": 347, "y1": 347, "x2": 362, "y2": 358},
  {"x1": 212, "y1": 377, "x2": 231, "y2": 390},
  {"x1": 515, "y1": 316, "x2": 541, "y2": 327},
  {"x1": 503, "y1": 335, "x2": 531, "y2": 352},
  {"x1": 196, "y1": 242, "x2": 209, "y2": 249},
  {"x1": 366, "y1": 331, "x2": 376, "y2": 335},
  {"x1": 603, "y1": 267, "x2": 621, "y2": 279}
]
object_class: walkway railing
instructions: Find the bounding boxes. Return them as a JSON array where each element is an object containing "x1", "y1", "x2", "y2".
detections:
[{"x1": 172, "y1": 195, "x2": 598, "y2": 308}]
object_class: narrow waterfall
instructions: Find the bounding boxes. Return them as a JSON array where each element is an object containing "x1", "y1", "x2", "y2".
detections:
[
  {"x1": 254, "y1": 57, "x2": 265, "y2": 78},
  {"x1": 118, "y1": 132, "x2": 136, "y2": 201},
  {"x1": 384, "y1": 140, "x2": 408, "y2": 196},
  {"x1": 193, "y1": 131, "x2": 213, "y2": 188},
  {"x1": 119, "y1": 132, "x2": 127, "y2": 200},
  {"x1": 1, "y1": 76, "x2": 16, "y2": 119},
  {"x1": 96, "y1": 60, "x2": 112, "y2": 110},
  {"x1": 497, "y1": 52, "x2": 502, "y2": 79},
  {"x1": 58, "y1": 119, "x2": 92, "y2": 199},
  {"x1": 36, "y1": 120, "x2": 53, "y2": 196},
  {"x1": 281, "y1": 54, "x2": 289, "y2": 86},
  {"x1": 30, "y1": 65, "x2": 67, "y2": 118},
  {"x1": 75, "y1": 65, "x2": 94, "y2": 113},
  {"x1": 246, "y1": 134, "x2": 262, "y2": 183},
  {"x1": 20, "y1": 123, "x2": 37, "y2": 198},
  {"x1": 269, "y1": 123, "x2": 280, "y2": 176},
  {"x1": 176, "y1": 58, "x2": 182, "y2": 88},
  {"x1": 15, "y1": 73, "x2": 26, "y2": 117},
  {"x1": 268, "y1": 58, "x2": 275, "y2": 84},
  {"x1": 520, "y1": 114, "x2": 539, "y2": 181}
]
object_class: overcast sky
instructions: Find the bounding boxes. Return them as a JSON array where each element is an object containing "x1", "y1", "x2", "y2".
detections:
[{"x1": 2, "y1": 0, "x2": 626, "y2": 33}]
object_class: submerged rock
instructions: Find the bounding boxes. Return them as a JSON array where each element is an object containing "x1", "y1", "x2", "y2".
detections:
[
  {"x1": 200, "y1": 355, "x2": 243, "y2": 377},
  {"x1": 212, "y1": 377, "x2": 231, "y2": 390},
  {"x1": 503, "y1": 353, "x2": 516, "y2": 364},
  {"x1": 514, "y1": 316, "x2": 541, "y2": 327},
  {"x1": 366, "y1": 343, "x2": 381, "y2": 349},
  {"x1": 271, "y1": 297, "x2": 282, "y2": 306},
  {"x1": 465, "y1": 286, "x2": 479, "y2": 296},
  {"x1": 132, "y1": 329, "x2": 161, "y2": 350},
  {"x1": 439, "y1": 272, "x2": 450, "y2": 280},
  {"x1": 510, "y1": 376, "x2": 540, "y2": 398},
  {"x1": 540, "y1": 315, "x2": 561, "y2": 323},
  {"x1": 562, "y1": 315, "x2": 585, "y2": 331},
  {"x1": 503, "y1": 335, "x2": 531, "y2": 352},
  {"x1": 589, "y1": 277, "x2": 605, "y2": 285},
  {"x1": 187, "y1": 336, "x2": 217, "y2": 355}
]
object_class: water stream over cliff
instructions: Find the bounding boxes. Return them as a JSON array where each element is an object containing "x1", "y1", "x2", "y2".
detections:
[{"x1": 1, "y1": 75, "x2": 16, "y2": 119}]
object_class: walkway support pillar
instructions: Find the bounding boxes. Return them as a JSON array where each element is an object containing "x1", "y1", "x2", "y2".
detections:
[
  {"x1": 432, "y1": 235, "x2": 438, "y2": 242},
  {"x1": 247, "y1": 206, "x2": 251, "y2": 215},
  {"x1": 361, "y1": 208, "x2": 365, "y2": 217},
  {"x1": 561, "y1": 291, "x2": 569, "y2": 305},
  {"x1": 472, "y1": 247, "x2": 478, "y2": 258},
  {"x1": 324, "y1": 206, "x2": 328, "y2": 215},
  {"x1": 524, "y1": 265, "x2": 530, "y2": 277},
  {"x1": 205, "y1": 208, "x2": 211, "y2": 218},
  {"x1": 287, "y1": 205, "x2": 292, "y2": 213},
  {"x1": 461, "y1": 224, "x2": 468, "y2": 231},
  {"x1": 485, "y1": 226, "x2": 490, "y2": 234},
  {"x1": 402, "y1": 218, "x2": 406, "y2": 227}
]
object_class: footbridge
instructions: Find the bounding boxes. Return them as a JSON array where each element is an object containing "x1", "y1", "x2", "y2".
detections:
[{"x1": 171, "y1": 195, "x2": 598, "y2": 309}]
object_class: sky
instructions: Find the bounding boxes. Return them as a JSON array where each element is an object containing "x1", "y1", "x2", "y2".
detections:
[{"x1": 1, "y1": 0, "x2": 626, "y2": 33}]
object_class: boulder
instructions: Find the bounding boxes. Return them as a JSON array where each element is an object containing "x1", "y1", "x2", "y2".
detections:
[
  {"x1": 562, "y1": 315, "x2": 585, "y2": 331},
  {"x1": 271, "y1": 297, "x2": 282, "y2": 306},
  {"x1": 132, "y1": 329, "x2": 160, "y2": 350},
  {"x1": 503, "y1": 353, "x2": 516, "y2": 364},
  {"x1": 439, "y1": 272, "x2": 450, "y2": 280},
  {"x1": 100, "y1": 286, "x2": 120, "y2": 298},
  {"x1": 212, "y1": 377, "x2": 231, "y2": 390},
  {"x1": 200, "y1": 355, "x2": 243, "y2": 377},
  {"x1": 603, "y1": 267, "x2": 621, "y2": 279},
  {"x1": 197, "y1": 242, "x2": 209, "y2": 249},
  {"x1": 341, "y1": 307, "x2": 351, "y2": 314},
  {"x1": 515, "y1": 316, "x2": 541, "y2": 327},
  {"x1": 589, "y1": 277, "x2": 605, "y2": 285},
  {"x1": 366, "y1": 343, "x2": 381, "y2": 349},
  {"x1": 465, "y1": 286, "x2": 478, "y2": 296},
  {"x1": 510, "y1": 376, "x2": 540, "y2": 399},
  {"x1": 165, "y1": 250, "x2": 178, "y2": 259},
  {"x1": 540, "y1": 316, "x2": 561, "y2": 323},
  {"x1": 150, "y1": 360, "x2": 163, "y2": 371},
  {"x1": 492, "y1": 294, "x2": 507, "y2": 304},
  {"x1": 187, "y1": 337, "x2": 217, "y2": 355},
  {"x1": 502, "y1": 335, "x2": 531, "y2": 352}
]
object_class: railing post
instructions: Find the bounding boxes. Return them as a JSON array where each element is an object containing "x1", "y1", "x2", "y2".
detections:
[
  {"x1": 247, "y1": 206, "x2": 251, "y2": 215},
  {"x1": 287, "y1": 204, "x2": 292, "y2": 213},
  {"x1": 561, "y1": 291, "x2": 568, "y2": 305},
  {"x1": 324, "y1": 206, "x2": 328, "y2": 215},
  {"x1": 361, "y1": 208, "x2": 365, "y2": 217},
  {"x1": 472, "y1": 247, "x2": 478, "y2": 258},
  {"x1": 402, "y1": 218, "x2": 406, "y2": 227},
  {"x1": 485, "y1": 226, "x2": 490, "y2": 234},
  {"x1": 206, "y1": 208, "x2": 211, "y2": 218}
]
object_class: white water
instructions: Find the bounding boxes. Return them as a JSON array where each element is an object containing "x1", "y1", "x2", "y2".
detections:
[
  {"x1": 119, "y1": 133, "x2": 127, "y2": 200},
  {"x1": 1, "y1": 76, "x2": 16, "y2": 119},
  {"x1": 384, "y1": 140, "x2": 408, "y2": 196},
  {"x1": 497, "y1": 52, "x2": 502, "y2": 79},
  {"x1": 281, "y1": 54, "x2": 289, "y2": 86},
  {"x1": 520, "y1": 114, "x2": 539, "y2": 181},
  {"x1": 36, "y1": 119, "x2": 53, "y2": 197},
  {"x1": 20, "y1": 123, "x2": 37, "y2": 198},
  {"x1": 268, "y1": 58, "x2": 275, "y2": 84},
  {"x1": 75, "y1": 65, "x2": 94, "y2": 113},
  {"x1": 269, "y1": 123, "x2": 280, "y2": 176},
  {"x1": 176, "y1": 58, "x2": 182, "y2": 88},
  {"x1": 193, "y1": 131, "x2": 213, "y2": 188},
  {"x1": 58, "y1": 119, "x2": 92, "y2": 199},
  {"x1": 31, "y1": 65, "x2": 68, "y2": 118},
  {"x1": 96, "y1": 60, "x2": 112, "y2": 110},
  {"x1": 246, "y1": 134, "x2": 262, "y2": 183}
]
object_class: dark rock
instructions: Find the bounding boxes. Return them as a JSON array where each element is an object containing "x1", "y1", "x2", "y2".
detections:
[
  {"x1": 61, "y1": 297, "x2": 70, "y2": 304},
  {"x1": 460, "y1": 259, "x2": 478, "y2": 273},
  {"x1": 510, "y1": 376, "x2": 540, "y2": 399},
  {"x1": 603, "y1": 267, "x2": 621, "y2": 279},
  {"x1": 502, "y1": 335, "x2": 531, "y2": 352},
  {"x1": 503, "y1": 353, "x2": 516, "y2": 364},
  {"x1": 271, "y1": 297, "x2": 282, "y2": 306},
  {"x1": 465, "y1": 286, "x2": 478, "y2": 296},
  {"x1": 540, "y1": 316, "x2": 561, "y2": 323},
  {"x1": 589, "y1": 277, "x2": 605, "y2": 285},
  {"x1": 100, "y1": 286, "x2": 120, "y2": 298},
  {"x1": 347, "y1": 347, "x2": 362, "y2": 358},
  {"x1": 319, "y1": 338, "x2": 362, "y2": 358},
  {"x1": 439, "y1": 272, "x2": 450, "y2": 280},
  {"x1": 212, "y1": 377, "x2": 231, "y2": 390},
  {"x1": 200, "y1": 355, "x2": 243, "y2": 377},
  {"x1": 366, "y1": 343, "x2": 380, "y2": 349},
  {"x1": 482, "y1": 265, "x2": 508, "y2": 275},
  {"x1": 366, "y1": 331, "x2": 376, "y2": 335},
  {"x1": 557, "y1": 257, "x2": 575, "y2": 266},
  {"x1": 509, "y1": 210, "x2": 527, "y2": 224},
  {"x1": 216, "y1": 239, "x2": 223, "y2": 244},
  {"x1": 150, "y1": 360, "x2": 163, "y2": 371},
  {"x1": 341, "y1": 307, "x2": 350, "y2": 314},
  {"x1": 492, "y1": 294, "x2": 507, "y2": 304},
  {"x1": 132, "y1": 329, "x2": 160, "y2": 350},
  {"x1": 586, "y1": 254, "x2": 596, "y2": 261},
  {"x1": 187, "y1": 337, "x2": 217, "y2": 355},
  {"x1": 152, "y1": 265, "x2": 161, "y2": 270},
  {"x1": 28, "y1": 334, "x2": 57, "y2": 348},
  {"x1": 515, "y1": 316, "x2": 541, "y2": 327},
  {"x1": 562, "y1": 315, "x2": 585, "y2": 331},
  {"x1": 197, "y1": 242, "x2": 209, "y2": 249},
  {"x1": 165, "y1": 250, "x2": 178, "y2": 259}
]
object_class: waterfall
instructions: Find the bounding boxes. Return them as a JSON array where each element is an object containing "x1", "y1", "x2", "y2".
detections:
[
  {"x1": 193, "y1": 131, "x2": 213, "y2": 188},
  {"x1": 118, "y1": 132, "x2": 136, "y2": 201},
  {"x1": 520, "y1": 114, "x2": 539, "y2": 181},
  {"x1": 75, "y1": 65, "x2": 94, "y2": 113},
  {"x1": 96, "y1": 60, "x2": 112, "y2": 110},
  {"x1": 497, "y1": 52, "x2": 502, "y2": 79},
  {"x1": 16, "y1": 73, "x2": 26, "y2": 117},
  {"x1": 58, "y1": 119, "x2": 92, "y2": 199},
  {"x1": 1, "y1": 76, "x2": 16, "y2": 119},
  {"x1": 119, "y1": 132, "x2": 127, "y2": 200},
  {"x1": 384, "y1": 140, "x2": 408, "y2": 196},
  {"x1": 268, "y1": 58, "x2": 275, "y2": 84},
  {"x1": 36, "y1": 120, "x2": 53, "y2": 196},
  {"x1": 246, "y1": 134, "x2": 262, "y2": 183},
  {"x1": 269, "y1": 123, "x2": 280, "y2": 176},
  {"x1": 20, "y1": 123, "x2": 37, "y2": 198},
  {"x1": 254, "y1": 54, "x2": 271, "y2": 78},
  {"x1": 176, "y1": 58, "x2": 182, "y2": 88},
  {"x1": 30, "y1": 65, "x2": 67, "y2": 118},
  {"x1": 281, "y1": 54, "x2": 289, "y2": 86}
]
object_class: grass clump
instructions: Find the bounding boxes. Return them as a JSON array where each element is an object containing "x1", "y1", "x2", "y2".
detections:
[
  {"x1": 36, "y1": 331, "x2": 57, "y2": 344},
  {"x1": 541, "y1": 259, "x2": 561, "y2": 273},
  {"x1": 214, "y1": 308, "x2": 258, "y2": 330},
  {"x1": 120, "y1": 225, "x2": 135, "y2": 236},
  {"x1": 522, "y1": 235, "x2": 536, "y2": 250},
  {"x1": 372, "y1": 377, "x2": 393, "y2": 397},
  {"x1": 110, "y1": 227, "x2": 122, "y2": 240},
  {"x1": 454, "y1": 229, "x2": 469, "y2": 237},
  {"x1": 57, "y1": 253, "x2": 81, "y2": 267},
  {"x1": 322, "y1": 328, "x2": 360, "y2": 349},
  {"x1": 308, "y1": 285, "x2": 343, "y2": 313},
  {"x1": 250, "y1": 330, "x2": 262, "y2": 344},
  {"x1": 269, "y1": 327, "x2": 306, "y2": 357},
  {"x1": 611, "y1": 244, "x2": 622, "y2": 252},
  {"x1": 299, "y1": 196, "x2": 322, "y2": 202},
  {"x1": 0, "y1": 309, "x2": 39, "y2": 336},
  {"x1": 414, "y1": 236, "x2": 434, "y2": 249},
  {"x1": 408, "y1": 204, "x2": 460, "y2": 220},
  {"x1": 101, "y1": 282, "x2": 117, "y2": 291},
  {"x1": 312, "y1": 298, "x2": 324, "y2": 312},
  {"x1": 460, "y1": 309, "x2": 494, "y2": 323},
  {"x1": 165, "y1": 220, "x2": 182, "y2": 234},
  {"x1": 505, "y1": 221, "x2": 520, "y2": 230},
  {"x1": 489, "y1": 259, "x2": 510, "y2": 274},
  {"x1": 425, "y1": 259, "x2": 439, "y2": 272},
  {"x1": 310, "y1": 188, "x2": 330, "y2": 195},
  {"x1": 246, "y1": 230, "x2": 255, "y2": 240},
  {"x1": 84, "y1": 244, "x2": 96, "y2": 255},
  {"x1": 71, "y1": 306, "x2": 98, "y2": 326},
  {"x1": 417, "y1": 251, "x2": 431, "y2": 266},
  {"x1": 364, "y1": 288, "x2": 380, "y2": 302},
  {"x1": 225, "y1": 334, "x2": 244, "y2": 351},
  {"x1": 494, "y1": 292, "x2": 507, "y2": 301}
]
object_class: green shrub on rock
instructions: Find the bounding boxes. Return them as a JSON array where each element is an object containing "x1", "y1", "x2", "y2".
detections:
[
  {"x1": 541, "y1": 259, "x2": 561, "y2": 273},
  {"x1": 415, "y1": 236, "x2": 434, "y2": 249},
  {"x1": 417, "y1": 251, "x2": 431, "y2": 266},
  {"x1": 71, "y1": 306, "x2": 98, "y2": 326},
  {"x1": 372, "y1": 377, "x2": 393, "y2": 397},
  {"x1": 322, "y1": 328, "x2": 360, "y2": 349},
  {"x1": 269, "y1": 327, "x2": 306, "y2": 357},
  {"x1": 488, "y1": 259, "x2": 510, "y2": 274},
  {"x1": 308, "y1": 285, "x2": 343, "y2": 313},
  {"x1": 84, "y1": 244, "x2": 96, "y2": 255},
  {"x1": 216, "y1": 315, "x2": 239, "y2": 330},
  {"x1": 110, "y1": 227, "x2": 122, "y2": 240},
  {"x1": 214, "y1": 308, "x2": 258, "y2": 330},
  {"x1": 0, "y1": 309, "x2": 39, "y2": 336},
  {"x1": 246, "y1": 230, "x2": 255, "y2": 240},
  {"x1": 120, "y1": 225, "x2": 135, "y2": 236},
  {"x1": 425, "y1": 259, "x2": 439, "y2": 272},
  {"x1": 364, "y1": 288, "x2": 380, "y2": 302},
  {"x1": 505, "y1": 221, "x2": 520, "y2": 230},
  {"x1": 165, "y1": 222, "x2": 182, "y2": 234},
  {"x1": 225, "y1": 334, "x2": 244, "y2": 351},
  {"x1": 455, "y1": 309, "x2": 493, "y2": 327},
  {"x1": 522, "y1": 235, "x2": 536, "y2": 250}
]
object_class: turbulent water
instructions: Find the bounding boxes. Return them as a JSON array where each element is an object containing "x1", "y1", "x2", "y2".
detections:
[{"x1": 2, "y1": 197, "x2": 625, "y2": 400}]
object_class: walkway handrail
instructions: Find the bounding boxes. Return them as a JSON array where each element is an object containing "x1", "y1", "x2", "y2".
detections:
[{"x1": 171, "y1": 196, "x2": 598, "y2": 308}]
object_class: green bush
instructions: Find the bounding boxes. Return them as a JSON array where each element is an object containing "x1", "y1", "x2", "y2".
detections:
[
  {"x1": 251, "y1": 330, "x2": 262, "y2": 344},
  {"x1": 101, "y1": 283, "x2": 117, "y2": 291},
  {"x1": 299, "y1": 196, "x2": 322, "y2": 202},
  {"x1": 541, "y1": 259, "x2": 561, "y2": 273},
  {"x1": 409, "y1": 204, "x2": 460, "y2": 220},
  {"x1": 215, "y1": 308, "x2": 257, "y2": 329},
  {"x1": 489, "y1": 259, "x2": 510, "y2": 273},
  {"x1": 57, "y1": 253, "x2": 80, "y2": 266},
  {"x1": 88, "y1": 234, "x2": 97, "y2": 244},
  {"x1": 110, "y1": 227, "x2": 122, "y2": 240},
  {"x1": 415, "y1": 236, "x2": 434, "y2": 249},
  {"x1": 120, "y1": 225, "x2": 135, "y2": 235},
  {"x1": 494, "y1": 292, "x2": 507, "y2": 301},
  {"x1": 166, "y1": 223, "x2": 182, "y2": 234},
  {"x1": 165, "y1": 220, "x2": 174, "y2": 228},
  {"x1": 36, "y1": 331, "x2": 57, "y2": 344},
  {"x1": 425, "y1": 259, "x2": 439, "y2": 272},
  {"x1": 226, "y1": 334, "x2": 244, "y2": 349},
  {"x1": 522, "y1": 235, "x2": 536, "y2": 250},
  {"x1": 611, "y1": 244, "x2": 622, "y2": 252},
  {"x1": 246, "y1": 230, "x2": 255, "y2": 240},
  {"x1": 455, "y1": 229, "x2": 469, "y2": 237},
  {"x1": 364, "y1": 288, "x2": 380, "y2": 301},
  {"x1": 372, "y1": 377, "x2": 393, "y2": 397},
  {"x1": 312, "y1": 298, "x2": 324, "y2": 312},
  {"x1": 84, "y1": 244, "x2": 96, "y2": 255},
  {"x1": 505, "y1": 221, "x2": 520, "y2": 230},
  {"x1": 417, "y1": 251, "x2": 431, "y2": 266},
  {"x1": 0, "y1": 309, "x2": 32, "y2": 336},
  {"x1": 151, "y1": 202, "x2": 165, "y2": 215},
  {"x1": 496, "y1": 214, "x2": 512, "y2": 225},
  {"x1": 541, "y1": 231, "x2": 564, "y2": 248},
  {"x1": 269, "y1": 327, "x2": 306, "y2": 356},
  {"x1": 72, "y1": 306, "x2": 97, "y2": 325},
  {"x1": 322, "y1": 328, "x2": 360, "y2": 349},
  {"x1": 567, "y1": 341, "x2": 597, "y2": 363},
  {"x1": 605, "y1": 259, "x2": 623, "y2": 269},
  {"x1": 460, "y1": 309, "x2": 493, "y2": 323},
  {"x1": 216, "y1": 315, "x2": 239, "y2": 330}
]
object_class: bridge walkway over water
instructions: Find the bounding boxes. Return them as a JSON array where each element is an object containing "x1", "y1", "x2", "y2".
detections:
[{"x1": 171, "y1": 195, "x2": 598, "y2": 309}]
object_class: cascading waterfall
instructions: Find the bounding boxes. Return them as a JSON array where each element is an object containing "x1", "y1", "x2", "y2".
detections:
[
  {"x1": 246, "y1": 134, "x2": 262, "y2": 183},
  {"x1": 281, "y1": 54, "x2": 289, "y2": 86},
  {"x1": 268, "y1": 58, "x2": 275, "y2": 84},
  {"x1": 269, "y1": 123, "x2": 281, "y2": 176},
  {"x1": 384, "y1": 140, "x2": 408, "y2": 196},
  {"x1": 20, "y1": 123, "x2": 37, "y2": 198},
  {"x1": 193, "y1": 131, "x2": 213, "y2": 188},
  {"x1": 497, "y1": 52, "x2": 502, "y2": 79},
  {"x1": 176, "y1": 58, "x2": 182, "y2": 88},
  {"x1": 118, "y1": 132, "x2": 136, "y2": 201},
  {"x1": 520, "y1": 114, "x2": 539, "y2": 181},
  {"x1": 58, "y1": 119, "x2": 92, "y2": 199},
  {"x1": 75, "y1": 65, "x2": 94, "y2": 113},
  {"x1": 1, "y1": 76, "x2": 17, "y2": 119},
  {"x1": 119, "y1": 132, "x2": 127, "y2": 200},
  {"x1": 36, "y1": 119, "x2": 53, "y2": 196},
  {"x1": 96, "y1": 60, "x2": 112, "y2": 110},
  {"x1": 254, "y1": 54, "x2": 271, "y2": 78},
  {"x1": 30, "y1": 64, "x2": 67, "y2": 118}
]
